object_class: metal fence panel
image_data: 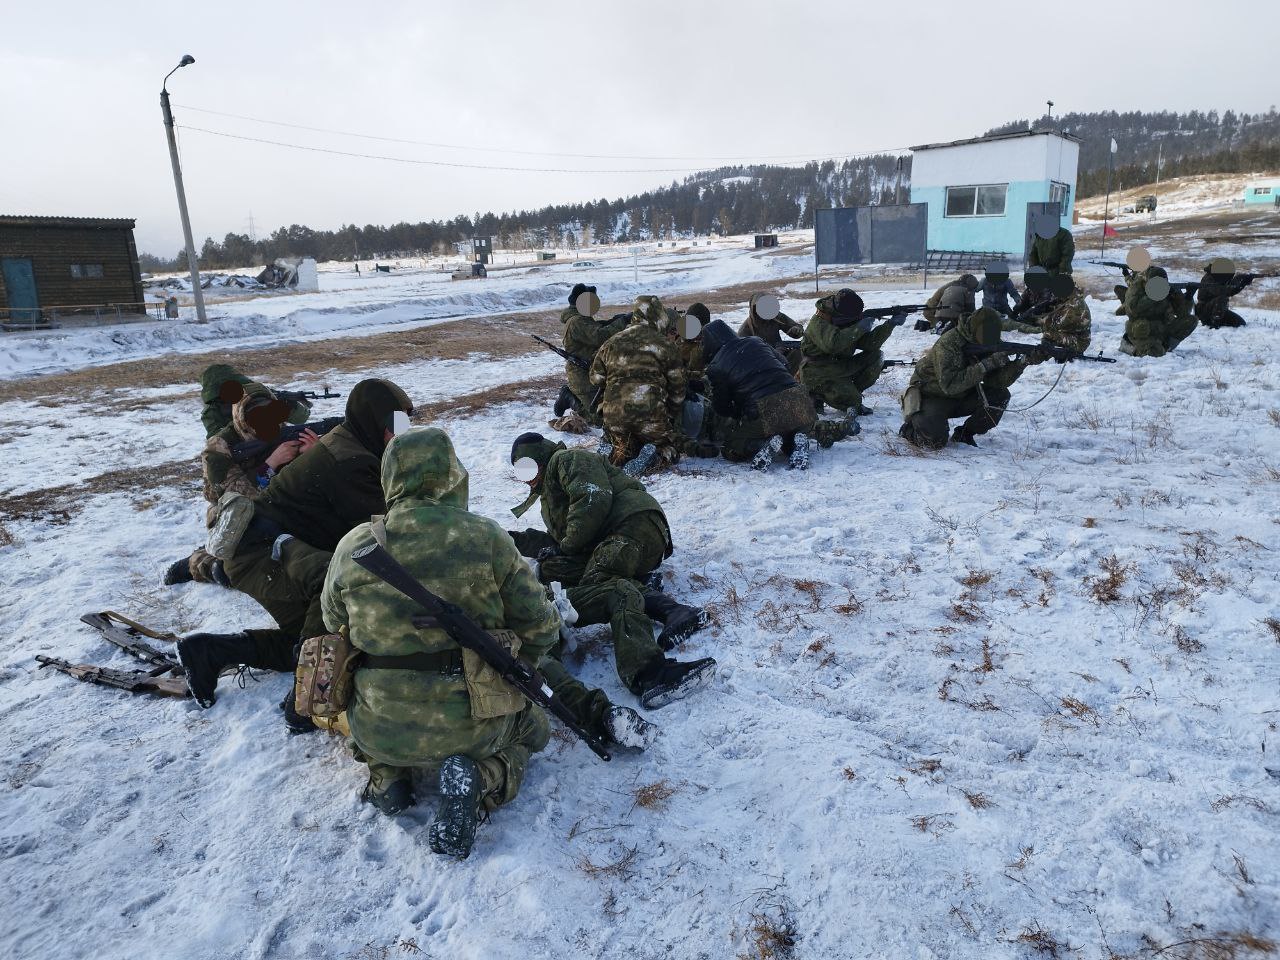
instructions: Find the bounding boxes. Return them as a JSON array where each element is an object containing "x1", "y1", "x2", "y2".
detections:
[{"x1": 815, "y1": 204, "x2": 926, "y2": 265}]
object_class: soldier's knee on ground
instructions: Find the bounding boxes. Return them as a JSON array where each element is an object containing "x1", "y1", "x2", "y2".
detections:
[
  {"x1": 906, "y1": 412, "x2": 949, "y2": 449},
  {"x1": 581, "y1": 536, "x2": 645, "y2": 585},
  {"x1": 475, "y1": 704, "x2": 551, "y2": 810}
]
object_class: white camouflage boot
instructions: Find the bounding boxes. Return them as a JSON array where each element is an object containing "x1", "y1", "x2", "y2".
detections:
[
  {"x1": 789, "y1": 432, "x2": 811, "y2": 471},
  {"x1": 751, "y1": 435, "x2": 784, "y2": 471}
]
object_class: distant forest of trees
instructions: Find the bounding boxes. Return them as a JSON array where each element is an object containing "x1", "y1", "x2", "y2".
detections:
[{"x1": 140, "y1": 107, "x2": 1280, "y2": 272}]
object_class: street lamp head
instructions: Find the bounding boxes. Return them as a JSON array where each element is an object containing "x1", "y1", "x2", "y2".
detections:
[{"x1": 178, "y1": 54, "x2": 195, "y2": 67}]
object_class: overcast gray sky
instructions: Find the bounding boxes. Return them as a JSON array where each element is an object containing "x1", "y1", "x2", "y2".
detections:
[{"x1": 1, "y1": 0, "x2": 1273, "y2": 257}]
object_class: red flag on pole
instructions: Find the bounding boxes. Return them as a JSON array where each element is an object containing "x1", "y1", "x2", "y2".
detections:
[{"x1": 1103, "y1": 224, "x2": 1118, "y2": 238}]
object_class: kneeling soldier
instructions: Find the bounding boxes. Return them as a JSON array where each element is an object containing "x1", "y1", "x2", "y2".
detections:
[
  {"x1": 898, "y1": 308, "x2": 1034, "y2": 449},
  {"x1": 321, "y1": 428, "x2": 557, "y2": 859}
]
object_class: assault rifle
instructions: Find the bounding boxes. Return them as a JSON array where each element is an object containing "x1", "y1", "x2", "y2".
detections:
[
  {"x1": 350, "y1": 542, "x2": 613, "y2": 761},
  {"x1": 231, "y1": 416, "x2": 345, "y2": 464},
  {"x1": 963, "y1": 340, "x2": 1117, "y2": 364},
  {"x1": 1235, "y1": 272, "x2": 1277, "y2": 284},
  {"x1": 1010, "y1": 298, "x2": 1055, "y2": 321},
  {"x1": 864, "y1": 304, "x2": 928, "y2": 324},
  {"x1": 882, "y1": 358, "x2": 915, "y2": 368},
  {"x1": 37, "y1": 656, "x2": 189, "y2": 697},
  {"x1": 1089, "y1": 260, "x2": 1134, "y2": 278},
  {"x1": 34, "y1": 611, "x2": 194, "y2": 699},
  {"x1": 274, "y1": 387, "x2": 341, "y2": 405},
  {"x1": 532, "y1": 334, "x2": 589, "y2": 370}
]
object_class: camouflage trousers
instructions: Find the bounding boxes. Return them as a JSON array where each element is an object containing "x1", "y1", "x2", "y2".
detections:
[
  {"x1": 566, "y1": 366, "x2": 604, "y2": 426},
  {"x1": 800, "y1": 349, "x2": 885, "y2": 412},
  {"x1": 538, "y1": 516, "x2": 666, "y2": 693},
  {"x1": 900, "y1": 386, "x2": 1010, "y2": 449},
  {"x1": 354, "y1": 698, "x2": 550, "y2": 812},
  {"x1": 717, "y1": 384, "x2": 817, "y2": 461},
  {"x1": 603, "y1": 414, "x2": 681, "y2": 471},
  {"x1": 224, "y1": 535, "x2": 332, "y2": 671},
  {"x1": 1120, "y1": 312, "x2": 1199, "y2": 357}
]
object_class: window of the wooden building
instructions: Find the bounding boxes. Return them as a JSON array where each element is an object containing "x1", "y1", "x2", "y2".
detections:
[{"x1": 70, "y1": 264, "x2": 105, "y2": 279}]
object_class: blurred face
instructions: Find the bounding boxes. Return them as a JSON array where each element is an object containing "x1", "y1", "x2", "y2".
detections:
[{"x1": 513, "y1": 456, "x2": 541, "y2": 488}]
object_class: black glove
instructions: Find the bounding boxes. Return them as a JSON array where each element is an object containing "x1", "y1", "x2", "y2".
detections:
[
  {"x1": 536, "y1": 545, "x2": 562, "y2": 562},
  {"x1": 914, "y1": 319, "x2": 931, "y2": 332}
]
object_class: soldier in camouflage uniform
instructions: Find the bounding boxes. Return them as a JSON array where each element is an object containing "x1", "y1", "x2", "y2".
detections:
[
  {"x1": 556, "y1": 283, "x2": 628, "y2": 423},
  {"x1": 165, "y1": 385, "x2": 318, "y2": 587},
  {"x1": 176, "y1": 379, "x2": 413, "y2": 716},
  {"x1": 898, "y1": 307, "x2": 1039, "y2": 449},
  {"x1": 321, "y1": 428, "x2": 557, "y2": 859},
  {"x1": 921, "y1": 274, "x2": 979, "y2": 328},
  {"x1": 1028, "y1": 225, "x2": 1075, "y2": 276},
  {"x1": 799, "y1": 288, "x2": 897, "y2": 417},
  {"x1": 1118, "y1": 266, "x2": 1198, "y2": 357},
  {"x1": 199, "y1": 363, "x2": 311, "y2": 438},
  {"x1": 1195, "y1": 263, "x2": 1249, "y2": 329},
  {"x1": 589, "y1": 295, "x2": 687, "y2": 473},
  {"x1": 508, "y1": 433, "x2": 715, "y2": 710},
  {"x1": 738, "y1": 293, "x2": 805, "y2": 355},
  {"x1": 1003, "y1": 280, "x2": 1092, "y2": 352}
]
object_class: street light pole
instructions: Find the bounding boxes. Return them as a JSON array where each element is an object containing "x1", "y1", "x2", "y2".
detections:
[{"x1": 161, "y1": 55, "x2": 207, "y2": 323}]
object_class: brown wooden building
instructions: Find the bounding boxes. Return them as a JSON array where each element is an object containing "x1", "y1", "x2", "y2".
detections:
[{"x1": 0, "y1": 215, "x2": 145, "y2": 325}]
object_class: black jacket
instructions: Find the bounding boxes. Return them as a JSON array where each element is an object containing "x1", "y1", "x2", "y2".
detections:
[{"x1": 705, "y1": 325, "x2": 798, "y2": 419}]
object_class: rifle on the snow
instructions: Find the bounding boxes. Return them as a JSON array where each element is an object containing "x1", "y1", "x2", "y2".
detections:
[
  {"x1": 532, "y1": 334, "x2": 589, "y2": 370},
  {"x1": 273, "y1": 387, "x2": 342, "y2": 405},
  {"x1": 882, "y1": 358, "x2": 915, "y2": 368},
  {"x1": 36, "y1": 656, "x2": 189, "y2": 697},
  {"x1": 231, "y1": 416, "x2": 345, "y2": 464},
  {"x1": 35, "y1": 611, "x2": 191, "y2": 699},
  {"x1": 963, "y1": 341, "x2": 1118, "y2": 364},
  {"x1": 350, "y1": 542, "x2": 612, "y2": 762}
]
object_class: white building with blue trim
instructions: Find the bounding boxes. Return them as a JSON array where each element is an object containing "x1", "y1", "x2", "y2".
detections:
[
  {"x1": 909, "y1": 130, "x2": 1080, "y2": 260},
  {"x1": 1243, "y1": 180, "x2": 1280, "y2": 206}
]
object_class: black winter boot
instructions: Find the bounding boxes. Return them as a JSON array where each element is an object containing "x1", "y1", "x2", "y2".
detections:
[
  {"x1": 428, "y1": 755, "x2": 485, "y2": 859},
  {"x1": 163, "y1": 557, "x2": 194, "y2": 585},
  {"x1": 361, "y1": 770, "x2": 417, "y2": 817},
  {"x1": 280, "y1": 688, "x2": 318, "y2": 735},
  {"x1": 644, "y1": 591, "x2": 710, "y2": 651},
  {"x1": 633, "y1": 656, "x2": 717, "y2": 710},
  {"x1": 175, "y1": 632, "x2": 255, "y2": 708},
  {"x1": 951, "y1": 425, "x2": 979, "y2": 447}
]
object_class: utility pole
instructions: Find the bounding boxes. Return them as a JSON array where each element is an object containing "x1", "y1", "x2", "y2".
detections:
[
  {"x1": 1100, "y1": 137, "x2": 1117, "y2": 257},
  {"x1": 1155, "y1": 142, "x2": 1163, "y2": 186},
  {"x1": 161, "y1": 55, "x2": 207, "y2": 323}
]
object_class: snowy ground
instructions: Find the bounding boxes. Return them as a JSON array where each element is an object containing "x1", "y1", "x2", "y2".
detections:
[{"x1": 1, "y1": 226, "x2": 1278, "y2": 960}]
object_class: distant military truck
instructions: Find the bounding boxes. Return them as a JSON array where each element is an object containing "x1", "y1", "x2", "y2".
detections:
[{"x1": 1134, "y1": 195, "x2": 1157, "y2": 214}]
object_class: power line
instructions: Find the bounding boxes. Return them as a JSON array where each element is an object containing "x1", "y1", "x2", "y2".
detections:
[
  {"x1": 178, "y1": 124, "x2": 902, "y2": 175},
  {"x1": 172, "y1": 102, "x2": 908, "y2": 163},
  {"x1": 177, "y1": 125, "x2": 729, "y2": 173}
]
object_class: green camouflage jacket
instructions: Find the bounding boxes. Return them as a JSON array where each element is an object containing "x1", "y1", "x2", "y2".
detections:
[
  {"x1": 801, "y1": 294, "x2": 896, "y2": 375},
  {"x1": 1028, "y1": 228, "x2": 1075, "y2": 274},
  {"x1": 322, "y1": 428, "x2": 560, "y2": 768},
  {"x1": 561, "y1": 306, "x2": 628, "y2": 401},
  {"x1": 588, "y1": 300, "x2": 687, "y2": 425},
  {"x1": 200, "y1": 383, "x2": 275, "y2": 505},
  {"x1": 910, "y1": 311, "x2": 1028, "y2": 398},
  {"x1": 538, "y1": 447, "x2": 672, "y2": 557}
]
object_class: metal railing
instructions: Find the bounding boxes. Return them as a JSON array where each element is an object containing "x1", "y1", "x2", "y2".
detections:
[{"x1": 0, "y1": 301, "x2": 169, "y2": 331}]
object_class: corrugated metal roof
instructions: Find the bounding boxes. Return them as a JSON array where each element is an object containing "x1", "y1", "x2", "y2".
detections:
[
  {"x1": 911, "y1": 129, "x2": 1083, "y2": 152},
  {"x1": 0, "y1": 215, "x2": 137, "y2": 229}
]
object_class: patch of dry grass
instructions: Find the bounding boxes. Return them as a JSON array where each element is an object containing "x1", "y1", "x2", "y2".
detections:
[
  {"x1": 1085, "y1": 554, "x2": 1132, "y2": 604},
  {"x1": 631, "y1": 780, "x2": 677, "y2": 812}
]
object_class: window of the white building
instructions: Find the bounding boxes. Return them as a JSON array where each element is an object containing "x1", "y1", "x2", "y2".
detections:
[{"x1": 945, "y1": 184, "x2": 1007, "y2": 217}]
